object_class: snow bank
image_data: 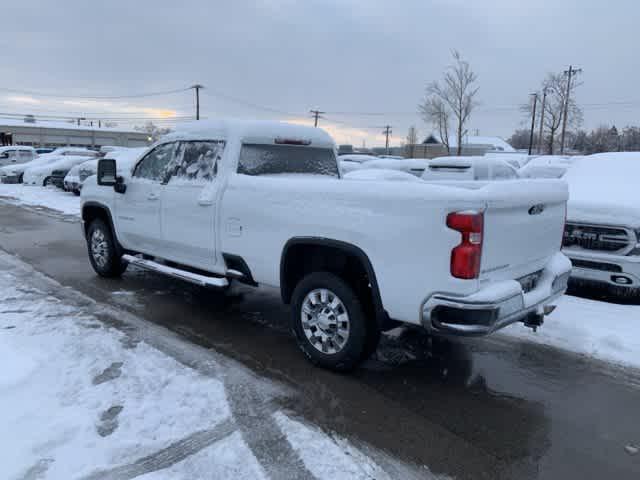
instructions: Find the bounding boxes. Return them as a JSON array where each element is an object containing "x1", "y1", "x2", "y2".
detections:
[
  {"x1": 0, "y1": 252, "x2": 421, "y2": 479},
  {"x1": 565, "y1": 152, "x2": 640, "y2": 225},
  {"x1": 0, "y1": 184, "x2": 80, "y2": 216},
  {"x1": 503, "y1": 293, "x2": 640, "y2": 369}
]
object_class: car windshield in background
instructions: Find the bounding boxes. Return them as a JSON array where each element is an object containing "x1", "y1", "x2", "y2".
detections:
[{"x1": 238, "y1": 144, "x2": 339, "y2": 177}]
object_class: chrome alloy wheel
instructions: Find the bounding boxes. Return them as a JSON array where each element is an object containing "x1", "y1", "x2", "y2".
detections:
[
  {"x1": 90, "y1": 229, "x2": 109, "y2": 268},
  {"x1": 301, "y1": 288, "x2": 350, "y2": 355}
]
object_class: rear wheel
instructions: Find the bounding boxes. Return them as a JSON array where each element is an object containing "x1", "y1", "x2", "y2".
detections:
[
  {"x1": 43, "y1": 176, "x2": 53, "y2": 187},
  {"x1": 18, "y1": 173, "x2": 24, "y2": 183},
  {"x1": 291, "y1": 272, "x2": 373, "y2": 371},
  {"x1": 87, "y1": 219, "x2": 127, "y2": 277}
]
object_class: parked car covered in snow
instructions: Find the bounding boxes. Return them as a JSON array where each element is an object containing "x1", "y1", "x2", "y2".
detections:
[
  {"x1": 359, "y1": 158, "x2": 431, "y2": 177},
  {"x1": 338, "y1": 154, "x2": 379, "y2": 174},
  {"x1": 81, "y1": 119, "x2": 571, "y2": 371},
  {"x1": 23, "y1": 150, "x2": 100, "y2": 186},
  {"x1": 422, "y1": 156, "x2": 519, "y2": 182},
  {"x1": 518, "y1": 155, "x2": 575, "y2": 179},
  {"x1": 1, "y1": 148, "x2": 97, "y2": 184},
  {"x1": 63, "y1": 148, "x2": 146, "y2": 195},
  {"x1": 563, "y1": 153, "x2": 640, "y2": 297},
  {"x1": 0, "y1": 146, "x2": 36, "y2": 167},
  {"x1": 63, "y1": 163, "x2": 83, "y2": 195}
]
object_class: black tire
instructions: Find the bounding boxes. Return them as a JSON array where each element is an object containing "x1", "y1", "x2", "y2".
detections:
[
  {"x1": 291, "y1": 272, "x2": 374, "y2": 371},
  {"x1": 43, "y1": 176, "x2": 53, "y2": 187},
  {"x1": 18, "y1": 173, "x2": 23, "y2": 184},
  {"x1": 73, "y1": 190, "x2": 81, "y2": 196},
  {"x1": 86, "y1": 219, "x2": 127, "y2": 277}
]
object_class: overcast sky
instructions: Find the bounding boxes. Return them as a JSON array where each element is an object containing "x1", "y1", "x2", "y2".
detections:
[{"x1": 0, "y1": 0, "x2": 638, "y2": 147}]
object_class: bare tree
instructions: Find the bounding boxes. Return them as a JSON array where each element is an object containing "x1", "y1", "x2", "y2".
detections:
[
  {"x1": 405, "y1": 125, "x2": 418, "y2": 158},
  {"x1": 419, "y1": 50, "x2": 479, "y2": 155},
  {"x1": 523, "y1": 73, "x2": 583, "y2": 154},
  {"x1": 507, "y1": 129, "x2": 531, "y2": 150},
  {"x1": 419, "y1": 97, "x2": 451, "y2": 154},
  {"x1": 134, "y1": 121, "x2": 171, "y2": 142}
]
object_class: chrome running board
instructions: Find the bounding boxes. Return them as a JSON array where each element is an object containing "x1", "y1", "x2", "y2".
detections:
[{"x1": 122, "y1": 254, "x2": 229, "y2": 288}]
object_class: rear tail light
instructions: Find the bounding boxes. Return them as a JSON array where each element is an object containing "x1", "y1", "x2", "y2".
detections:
[{"x1": 447, "y1": 211, "x2": 484, "y2": 279}]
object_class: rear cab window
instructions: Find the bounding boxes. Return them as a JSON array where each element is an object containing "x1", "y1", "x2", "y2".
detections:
[{"x1": 237, "y1": 141, "x2": 339, "y2": 178}]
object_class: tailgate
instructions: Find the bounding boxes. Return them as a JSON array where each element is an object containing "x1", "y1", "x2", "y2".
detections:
[{"x1": 479, "y1": 180, "x2": 568, "y2": 283}]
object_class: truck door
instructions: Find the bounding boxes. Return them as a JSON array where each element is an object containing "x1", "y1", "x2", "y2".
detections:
[
  {"x1": 159, "y1": 140, "x2": 224, "y2": 271},
  {"x1": 115, "y1": 142, "x2": 177, "y2": 254}
]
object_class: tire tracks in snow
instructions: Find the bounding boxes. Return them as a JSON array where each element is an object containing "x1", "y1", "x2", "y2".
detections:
[{"x1": 1, "y1": 251, "x2": 317, "y2": 480}]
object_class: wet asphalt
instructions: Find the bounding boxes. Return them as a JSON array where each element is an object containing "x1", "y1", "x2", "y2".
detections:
[{"x1": 1, "y1": 200, "x2": 639, "y2": 480}]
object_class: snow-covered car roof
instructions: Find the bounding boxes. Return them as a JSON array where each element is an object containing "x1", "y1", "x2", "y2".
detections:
[
  {"x1": 0, "y1": 145, "x2": 35, "y2": 152},
  {"x1": 518, "y1": 155, "x2": 576, "y2": 179},
  {"x1": 360, "y1": 158, "x2": 430, "y2": 171},
  {"x1": 344, "y1": 169, "x2": 424, "y2": 182},
  {"x1": 337, "y1": 154, "x2": 379, "y2": 163},
  {"x1": 423, "y1": 156, "x2": 519, "y2": 181},
  {"x1": 25, "y1": 155, "x2": 95, "y2": 174},
  {"x1": 565, "y1": 153, "x2": 640, "y2": 225},
  {"x1": 162, "y1": 119, "x2": 335, "y2": 148}
]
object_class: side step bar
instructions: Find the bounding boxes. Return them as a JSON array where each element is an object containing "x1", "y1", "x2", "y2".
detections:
[{"x1": 122, "y1": 254, "x2": 229, "y2": 288}]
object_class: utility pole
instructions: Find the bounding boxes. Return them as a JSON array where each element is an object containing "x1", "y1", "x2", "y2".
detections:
[
  {"x1": 309, "y1": 109, "x2": 325, "y2": 127},
  {"x1": 560, "y1": 66, "x2": 581, "y2": 154},
  {"x1": 528, "y1": 93, "x2": 538, "y2": 155},
  {"x1": 537, "y1": 87, "x2": 547, "y2": 154},
  {"x1": 382, "y1": 125, "x2": 392, "y2": 154},
  {"x1": 191, "y1": 84, "x2": 204, "y2": 120}
]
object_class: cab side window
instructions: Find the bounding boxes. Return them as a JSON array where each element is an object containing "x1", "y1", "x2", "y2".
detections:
[
  {"x1": 133, "y1": 143, "x2": 177, "y2": 182},
  {"x1": 166, "y1": 141, "x2": 224, "y2": 183}
]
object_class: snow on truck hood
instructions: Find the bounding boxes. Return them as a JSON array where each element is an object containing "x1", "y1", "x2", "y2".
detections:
[
  {"x1": 161, "y1": 119, "x2": 335, "y2": 148},
  {"x1": 565, "y1": 153, "x2": 640, "y2": 226}
]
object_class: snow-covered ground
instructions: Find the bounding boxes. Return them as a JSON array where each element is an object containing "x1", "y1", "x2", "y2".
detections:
[
  {"x1": 0, "y1": 250, "x2": 428, "y2": 480},
  {"x1": 504, "y1": 294, "x2": 640, "y2": 370},
  {"x1": 0, "y1": 183, "x2": 80, "y2": 216}
]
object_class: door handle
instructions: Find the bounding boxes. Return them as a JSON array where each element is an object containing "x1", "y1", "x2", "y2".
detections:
[{"x1": 147, "y1": 193, "x2": 159, "y2": 201}]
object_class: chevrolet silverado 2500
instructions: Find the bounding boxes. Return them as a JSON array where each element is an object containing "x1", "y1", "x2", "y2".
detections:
[{"x1": 81, "y1": 120, "x2": 571, "y2": 370}]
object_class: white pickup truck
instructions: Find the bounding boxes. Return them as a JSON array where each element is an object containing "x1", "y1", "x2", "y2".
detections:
[{"x1": 81, "y1": 120, "x2": 571, "y2": 371}]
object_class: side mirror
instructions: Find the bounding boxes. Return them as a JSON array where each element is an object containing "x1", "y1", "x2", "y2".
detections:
[
  {"x1": 97, "y1": 159, "x2": 117, "y2": 186},
  {"x1": 114, "y1": 176, "x2": 127, "y2": 194}
]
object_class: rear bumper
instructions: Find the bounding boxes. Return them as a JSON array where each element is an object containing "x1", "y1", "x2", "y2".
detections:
[
  {"x1": 421, "y1": 252, "x2": 571, "y2": 336},
  {"x1": 564, "y1": 250, "x2": 640, "y2": 289}
]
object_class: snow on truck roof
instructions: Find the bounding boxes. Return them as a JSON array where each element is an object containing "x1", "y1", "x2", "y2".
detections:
[{"x1": 163, "y1": 119, "x2": 335, "y2": 147}]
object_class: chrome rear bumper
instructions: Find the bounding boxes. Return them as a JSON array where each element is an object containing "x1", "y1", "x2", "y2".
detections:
[{"x1": 421, "y1": 253, "x2": 571, "y2": 336}]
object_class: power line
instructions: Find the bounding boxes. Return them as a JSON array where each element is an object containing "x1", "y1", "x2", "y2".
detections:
[{"x1": 0, "y1": 86, "x2": 192, "y2": 100}]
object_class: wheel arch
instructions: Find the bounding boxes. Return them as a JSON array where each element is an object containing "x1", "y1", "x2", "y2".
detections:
[
  {"x1": 280, "y1": 237, "x2": 387, "y2": 326},
  {"x1": 81, "y1": 202, "x2": 122, "y2": 253}
]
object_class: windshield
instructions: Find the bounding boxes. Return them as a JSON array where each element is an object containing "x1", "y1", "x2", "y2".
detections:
[{"x1": 238, "y1": 144, "x2": 339, "y2": 177}]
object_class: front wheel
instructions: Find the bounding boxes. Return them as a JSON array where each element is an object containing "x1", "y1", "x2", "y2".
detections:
[
  {"x1": 86, "y1": 219, "x2": 127, "y2": 277},
  {"x1": 291, "y1": 272, "x2": 373, "y2": 371},
  {"x1": 43, "y1": 176, "x2": 53, "y2": 187}
]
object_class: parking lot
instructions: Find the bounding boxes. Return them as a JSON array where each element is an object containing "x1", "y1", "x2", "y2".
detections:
[{"x1": 1, "y1": 186, "x2": 640, "y2": 479}]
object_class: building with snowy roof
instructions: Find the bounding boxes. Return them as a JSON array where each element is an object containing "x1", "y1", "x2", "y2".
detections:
[{"x1": 0, "y1": 117, "x2": 151, "y2": 149}]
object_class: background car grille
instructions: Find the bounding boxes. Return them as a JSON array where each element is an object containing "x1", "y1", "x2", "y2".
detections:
[{"x1": 563, "y1": 223, "x2": 631, "y2": 252}]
